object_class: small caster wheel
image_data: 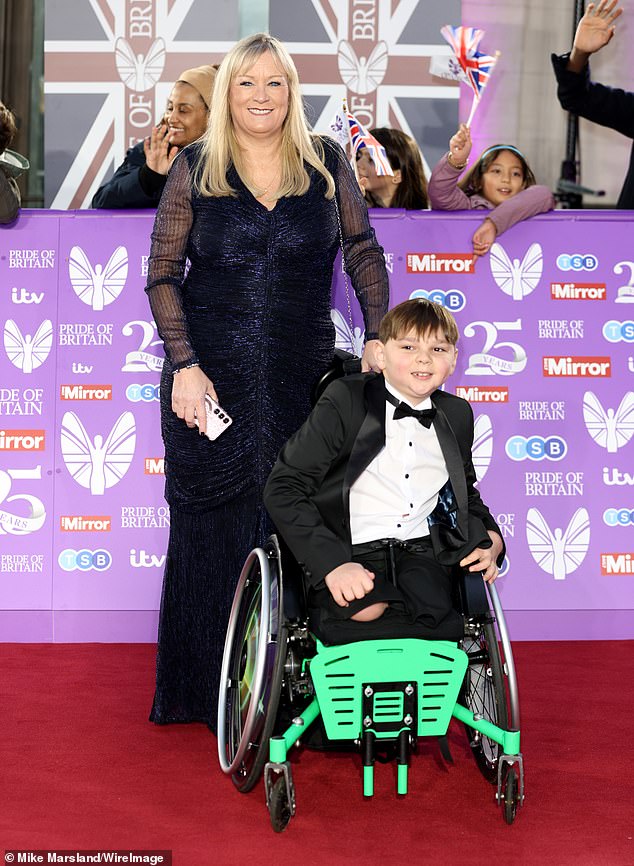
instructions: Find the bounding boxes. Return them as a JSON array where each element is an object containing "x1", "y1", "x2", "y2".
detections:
[
  {"x1": 502, "y1": 766, "x2": 519, "y2": 825},
  {"x1": 268, "y1": 776, "x2": 292, "y2": 832}
]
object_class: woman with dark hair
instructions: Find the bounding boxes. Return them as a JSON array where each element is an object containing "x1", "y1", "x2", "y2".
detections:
[
  {"x1": 357, "y1": 127, "x2": 428, "y2": 209},
  {"x1": 146, "y1": 33, "x2": 389, "y2": 731},
  {"x1": 428, "y1": 122, "x2": 554, "y2": 259}
]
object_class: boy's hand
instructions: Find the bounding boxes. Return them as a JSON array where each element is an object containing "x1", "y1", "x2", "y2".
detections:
[
  {"x1": 325, "y1": 562, "x2": 376, "y2": 607},
  {"x1": 448, "y1": 123, "x2": 472, "y2": 166},
  {"x1": 459, "y1": 531, "x2": 504, "y2": 584},
  {"x1": 472, "y1": 217, "x2": 497, "y2": 260}
]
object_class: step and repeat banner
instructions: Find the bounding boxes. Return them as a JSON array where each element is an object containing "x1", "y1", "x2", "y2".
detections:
[{"x1": 1, "y1": 209, "x2": 633, "y2": 641}]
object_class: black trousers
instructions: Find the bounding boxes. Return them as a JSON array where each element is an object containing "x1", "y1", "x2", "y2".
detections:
[{"x1": 308, "y1": 537, "x2": 464, "y2": 645}]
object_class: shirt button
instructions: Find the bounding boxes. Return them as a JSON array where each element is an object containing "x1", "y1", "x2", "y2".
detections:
[
  {"x1": 410, "y1": 503, "x2": 414, "y2": 508},
  {"x1": 409, "y1": 442, "x2": 413, "y2": 447},
  {"x1": 405, "y1": 473, "x2": 409, "y2": 479},
  {"x1": 397, "y1": 523, "x2": 401, "y2": 528}
]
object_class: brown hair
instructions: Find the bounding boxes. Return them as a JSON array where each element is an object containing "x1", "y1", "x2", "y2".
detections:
[
  {"x1": 0, "y1": 101, "x2": 17, "y2": 154},
  {"x1": 365, "y1": 127, "x2": 428, "y2": 209},
  {"x1": 458, "y1": 144, "x2": 536, "y2": 196},
  {"x1": 379, "y1": 298, "x2": 459, "y2": 345}
]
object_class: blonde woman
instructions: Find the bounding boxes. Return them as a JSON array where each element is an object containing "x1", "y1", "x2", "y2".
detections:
[{"x1": 146, "y1": 33, "x2": 389, "y2": 731}]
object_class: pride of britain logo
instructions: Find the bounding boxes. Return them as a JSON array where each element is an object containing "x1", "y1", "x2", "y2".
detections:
[
  {"x1": 332, "y1": 309, "x2": 365, "y2": 357},
  {"x1": 68, "y1": 246, "x2": 128, "y2": 311},
  {"x1": 490, "y1": 242, "x2": 543, "y2": 301},
  {"x1": 472, "y1": 415, "x2": 493, "y2": 483},
  {"x1": 583, "y1": 391, "x2": 634, "y2": 453},
  {"x1": 525, "y1": 507, "x2": 590, "y2": 581},
  {"x1": 0, "y1": 466, "x2": 46, "y2": 535},
  {"x1": 463, "y1": 319, "x2": 527, "y2": 376},
  {"x1": 60, "y1": 411, "x2": 136, "y2": 495},
  {"x1": 3, "y1": 319, "x2": 53, "y2": 373}
]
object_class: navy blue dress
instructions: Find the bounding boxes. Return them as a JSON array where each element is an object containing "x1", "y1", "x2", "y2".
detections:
[{"x1": 146, "y1": 137, "x2": 389, "y2": 729}]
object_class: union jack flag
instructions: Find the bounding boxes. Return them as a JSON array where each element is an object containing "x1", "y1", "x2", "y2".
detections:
[
  {"x1": 440, "y1": 25, "x2": 498, "y2": 100},
  {"x1": 346, "y1": 108, "x2": 393, "y2": 176},
  {"x1": 44, "y1": 0, "x2": 237, "y2": 209}
]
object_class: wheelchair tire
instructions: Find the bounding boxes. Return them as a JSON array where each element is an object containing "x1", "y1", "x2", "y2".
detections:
[
  {"x1": 268, "y1": 775, "x2": 292, "y2": 833},
  {"x1": 217, "y1": 542, "x2": 287, "y2": 793},
  {"x1": 502, "y1": 766, "x2": 519, "y2": 825},
  {"x1": 460, "y1": 620, "x2": 509, "y2": 783}
]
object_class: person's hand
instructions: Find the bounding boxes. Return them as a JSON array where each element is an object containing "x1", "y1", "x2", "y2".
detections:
[
  {"x1": 459, "y1": 531, "x2": 504, "y2": 584},
  {"x1": 448, "y1": 123, "x2": 472, "y2": 167},
  {"x1": 569, "y1": 1, "x2": 622, "y2": 71},
  {"x1": 325, "y1": 562, "x2": 376, "y2": 607},
  {"x1": 358, "y1": 175, "x2": 369, "y2": 196},
  {"x1": 144, "y1": 123, "x2": 179, "y2": 175},
  {"x1": 171, "y1": 365, "x2": 217, "y2": 435},
  {"x1": 472, "y1": 217, "x2": 497, "y2": 260},
  {"x1": 361, "y1": 339, "x2": 382, "y2": 372}
]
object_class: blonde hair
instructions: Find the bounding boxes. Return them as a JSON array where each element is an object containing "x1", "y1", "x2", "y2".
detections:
[{"x1": 195, "y1": 33, "x2": 335, "y2": 199}]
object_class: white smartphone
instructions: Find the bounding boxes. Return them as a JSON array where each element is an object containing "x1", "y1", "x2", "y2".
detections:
[{"x1": 196, "y1": 395, "x2": 233, "y2": 440}]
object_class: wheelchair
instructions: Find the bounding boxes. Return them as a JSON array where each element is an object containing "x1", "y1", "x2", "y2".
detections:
[{"x1": 217, "y1": 533, "x2": 524, "y2": 831}]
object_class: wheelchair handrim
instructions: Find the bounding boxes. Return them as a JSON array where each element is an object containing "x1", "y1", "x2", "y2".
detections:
[{"x1": 217, "y1": 546, "x2": 272, "y2": 774}]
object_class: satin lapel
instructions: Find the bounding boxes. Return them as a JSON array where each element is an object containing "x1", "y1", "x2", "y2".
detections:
[
  {"x1": 343, "y1": 374, "x2": 386, "y2": 500},
  {"x1": 431, "y1": 398, "x2": 469, "y2": 537}
]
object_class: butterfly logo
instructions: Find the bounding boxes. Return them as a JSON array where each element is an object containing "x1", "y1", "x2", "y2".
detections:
[
  {"x1": 490, "y1": 242, "x2": 543, "y2": 301},
  {"x1": 583, "y1": 391, "x2": 634, "y2": 453},
  {"x1": 60, "y1": 411, "x2": 136, "y2": 496},
  {"x1": 472, "y1": 414, "x2": 493, "y2": 483},
  {"x1": 331, "y1": 309, "x2": 364, "y2": 357},
  {"x1": 3, "y1": 319, "x2": 53, "y2": 373},
  {"x1": 337, "y1": 40, "x2": 388, "y2": 94},
  {"x1": 68, "y1": 246, "x2": 128, "y2": 311},
  {"x1": 114, "y1": 37, "x2": 166, "y2": 92},
  {"x1": 526, "y1": 507, "x2": 590, "y2": 581}
]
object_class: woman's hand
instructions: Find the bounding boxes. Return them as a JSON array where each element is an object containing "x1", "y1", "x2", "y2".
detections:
[
  {"x1": 472, "y1": 217, "x2": 497, "y2": 260},
  {"x1": 448, "y1": 123, "x2": 472, "y2": 167},
  {"x1": 144, "y1": 123, "x2": 179, "y2": 176},
  {"x1": 361, "y1": 339, "x2": 382, "y2": 372},
  {"x1": 570, "y1": 0, "x2": 622, "y2": 69},
  {"x1": 171, "y1": 366, "x2": 218, "y2": 435},
  {"x1": 460, "y1": 530, "x2": 504, "y2": 584}
]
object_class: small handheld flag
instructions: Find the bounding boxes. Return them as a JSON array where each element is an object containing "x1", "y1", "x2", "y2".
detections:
[
  {"x1": 440, "y1": 25, "x2": 499, "y2": 126},
  {"x1": 345, "y1": 103, "x2": 393, "y2": 176}
]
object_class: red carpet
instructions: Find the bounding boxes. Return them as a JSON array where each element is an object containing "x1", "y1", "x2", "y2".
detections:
[{"x1": 1, "y1": 641, "x2": 632, "y2": 866}]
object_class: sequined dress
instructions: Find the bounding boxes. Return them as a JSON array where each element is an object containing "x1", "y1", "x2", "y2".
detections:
[{"x1": 146, "y1": 138, "x2": 388, "y2": 729}]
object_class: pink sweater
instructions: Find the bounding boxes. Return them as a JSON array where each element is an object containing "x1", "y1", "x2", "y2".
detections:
[{"x1": 428, "y1": 154, "x2": 555, "y2": 236}]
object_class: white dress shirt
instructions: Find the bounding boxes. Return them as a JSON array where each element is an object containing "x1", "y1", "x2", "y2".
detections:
[{"x1": 349, "y1": 382, "x2": 449, "y2": 544}]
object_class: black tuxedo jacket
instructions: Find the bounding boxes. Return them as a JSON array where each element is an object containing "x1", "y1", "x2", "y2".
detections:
[{"x1": 264, "y1": 373, "x2": 504, "y2": 589}]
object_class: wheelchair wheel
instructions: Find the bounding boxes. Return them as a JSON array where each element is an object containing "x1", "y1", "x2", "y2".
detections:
[
  {"x1": 460, "y1": 620, "x2": 509, "y2": 783},
  {"x1": 268, "y1": 776, "x2": 292, "y2": 833},
  {"x1": 502, "y1": 765, "x2": 519, "y2": 825},
  {"x1": 217, "y1": 539, "x2": 287, "y2": 793}
]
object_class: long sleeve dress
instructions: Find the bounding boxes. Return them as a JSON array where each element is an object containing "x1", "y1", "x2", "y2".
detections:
[{"x1": 145, "y1": 137, "x2": 389, "y2": 730}]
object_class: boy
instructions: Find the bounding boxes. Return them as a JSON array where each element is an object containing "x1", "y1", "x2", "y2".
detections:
[{"x1": 264, "y1": 299, "x2": 504, "y2": 645}]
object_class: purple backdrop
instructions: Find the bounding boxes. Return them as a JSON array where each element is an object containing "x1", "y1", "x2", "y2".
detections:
[{"x1": 1, "y1": 209, "x2": 633, "y2": 642}]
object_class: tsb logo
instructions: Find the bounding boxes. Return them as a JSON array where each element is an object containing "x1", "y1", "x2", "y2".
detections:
[
  {"x1": 602, "y1": 321, "x2": 634, "y2": 343},
  {"x1": 556, "y1": 253, "x2": 598, "y2": 271},
  {"x1": 505, "y1": 435, "x2": 567, "y2": 461},
  {"x1": 58, "y1": 548, "x2": 112, "y2": 571},
  {"x1": 603, "y1": 508, "x2": 634, "y2": 526},
  {"x1": 409, "y1": 289, "x2": 466, "y2": 311},
  {"x1": 126, "y1": 383, "x2": 160, "y2": 402}
]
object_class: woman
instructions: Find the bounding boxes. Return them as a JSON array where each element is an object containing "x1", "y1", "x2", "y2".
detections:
[
  {"x1": 357, "y1": 127, "x2": 429, "y2": 209},
  {"x1": 146, "y1": 33, "x2": 389, "y2": 731},
  {"x1": 92, "y1": 65, "x2": 217, "y2": 209}
]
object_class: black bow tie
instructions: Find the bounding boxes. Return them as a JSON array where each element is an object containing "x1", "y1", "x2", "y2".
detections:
[{"x1": 393, "y1": 403, "x2": 437, "y2": 428}]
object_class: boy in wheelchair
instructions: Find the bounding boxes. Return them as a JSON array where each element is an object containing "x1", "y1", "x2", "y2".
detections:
[{"x1": 264, "y1": 298, "x2": 505, "y2": 647}]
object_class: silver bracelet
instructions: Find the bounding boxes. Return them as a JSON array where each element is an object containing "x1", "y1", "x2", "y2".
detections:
[{"x1": 173, "y1": 362, "x2": 200, "y2": 374}]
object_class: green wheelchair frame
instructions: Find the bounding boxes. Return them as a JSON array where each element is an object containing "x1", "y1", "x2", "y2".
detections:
[{"x1": 218, "y1": 535, "x2": 524, "y2": 831}]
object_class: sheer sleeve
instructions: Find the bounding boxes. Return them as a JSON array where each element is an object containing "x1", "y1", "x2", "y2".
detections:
[
  {"x1": 325, "y1": 140, "x2": 389, "y2": 340},
  {"x1": 145, "y1": 151, "x2": 197, "y2": 369}
]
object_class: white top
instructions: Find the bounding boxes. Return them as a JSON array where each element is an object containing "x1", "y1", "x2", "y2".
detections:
[{"x1": 349, "y1": 382, "x2": 448, "y2": 544}]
